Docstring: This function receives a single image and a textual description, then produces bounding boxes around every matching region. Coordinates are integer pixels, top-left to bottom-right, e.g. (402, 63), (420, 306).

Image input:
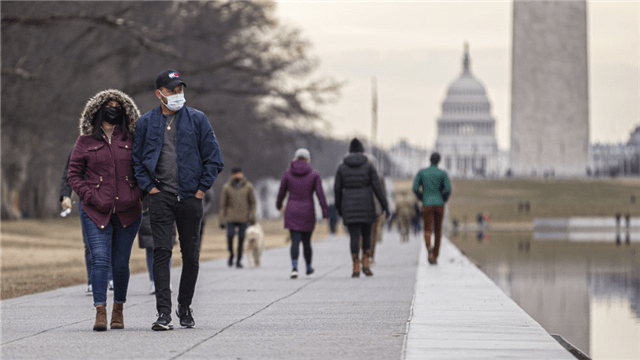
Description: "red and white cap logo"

(169, 72), (179, 79)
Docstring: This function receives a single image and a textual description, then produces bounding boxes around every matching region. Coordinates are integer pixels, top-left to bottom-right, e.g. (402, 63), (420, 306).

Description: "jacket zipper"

(103, 131), (116, 212)
(173, 113), (180, 202)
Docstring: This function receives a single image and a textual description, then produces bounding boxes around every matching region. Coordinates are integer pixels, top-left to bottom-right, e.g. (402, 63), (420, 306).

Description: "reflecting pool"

(449, 231), (640, 359)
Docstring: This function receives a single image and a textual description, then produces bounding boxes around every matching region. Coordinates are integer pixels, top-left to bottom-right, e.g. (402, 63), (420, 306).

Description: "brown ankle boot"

(93, 305), (107, 331)
(110, 303), (124, 329)
(428, 252), (435, 265)
(362, 250), (373, 276)
(351, 254), (360, 278)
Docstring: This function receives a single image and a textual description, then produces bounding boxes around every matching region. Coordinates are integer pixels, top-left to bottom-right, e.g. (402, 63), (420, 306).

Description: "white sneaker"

(86, 284), (92, 295)
(149, 281), (156, 295)
(108, 280), (114, 291)
(290, 269), (298, 279)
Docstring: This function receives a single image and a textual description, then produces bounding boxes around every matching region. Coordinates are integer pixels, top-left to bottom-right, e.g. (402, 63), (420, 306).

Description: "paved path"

(1, 230), (574, 359)
(404, 236), (575, 360)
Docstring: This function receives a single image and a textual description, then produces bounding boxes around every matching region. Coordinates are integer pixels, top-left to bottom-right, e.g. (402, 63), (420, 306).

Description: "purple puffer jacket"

(276, 160), (329, 232)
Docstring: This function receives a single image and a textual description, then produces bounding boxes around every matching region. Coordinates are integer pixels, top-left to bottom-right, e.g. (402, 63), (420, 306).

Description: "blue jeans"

(80, 207), (141, 306)
(146, 248), (154, 282)
(79, 203), (112, 285)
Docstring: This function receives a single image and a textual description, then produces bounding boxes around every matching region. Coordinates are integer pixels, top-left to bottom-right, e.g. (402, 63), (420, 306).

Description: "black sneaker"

(152, 313), (174, 331)
(306, 267), (314, 276)
(176, 305), (195, 328)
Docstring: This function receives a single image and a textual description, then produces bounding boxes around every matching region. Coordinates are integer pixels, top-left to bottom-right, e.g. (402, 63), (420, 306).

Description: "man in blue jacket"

(413, 152), (451, 265)
(133, 69), (224, 331)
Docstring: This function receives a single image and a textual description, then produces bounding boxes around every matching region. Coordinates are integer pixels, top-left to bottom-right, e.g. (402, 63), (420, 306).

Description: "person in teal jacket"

(412, 152), (451, 265)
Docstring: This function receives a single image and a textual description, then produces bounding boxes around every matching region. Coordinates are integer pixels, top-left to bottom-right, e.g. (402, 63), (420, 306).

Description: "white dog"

(244, 223), (265, 267)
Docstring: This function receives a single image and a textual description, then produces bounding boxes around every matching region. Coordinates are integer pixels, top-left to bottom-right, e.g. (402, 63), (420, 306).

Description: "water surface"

(449, 231), (640, 359)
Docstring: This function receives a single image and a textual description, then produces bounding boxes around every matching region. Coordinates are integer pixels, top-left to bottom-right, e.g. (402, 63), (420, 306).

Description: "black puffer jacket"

(334, 153), (388, 225)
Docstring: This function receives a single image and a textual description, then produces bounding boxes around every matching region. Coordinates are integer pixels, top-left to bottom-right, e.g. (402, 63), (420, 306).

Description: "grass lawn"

(394, 177), (640, 226)
(1, 216), (335, 300)
(3, 177), (640, 300)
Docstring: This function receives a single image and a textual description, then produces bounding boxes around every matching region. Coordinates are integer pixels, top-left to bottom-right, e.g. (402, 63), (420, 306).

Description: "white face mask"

(159, 91), (186, 111)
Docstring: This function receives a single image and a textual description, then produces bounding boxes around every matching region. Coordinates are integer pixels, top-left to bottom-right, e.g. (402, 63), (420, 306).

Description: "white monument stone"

(510, 0), (589, 177)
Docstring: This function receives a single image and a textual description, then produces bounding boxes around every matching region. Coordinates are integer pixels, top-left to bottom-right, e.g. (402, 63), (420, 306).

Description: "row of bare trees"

(2, 1), (352, 219)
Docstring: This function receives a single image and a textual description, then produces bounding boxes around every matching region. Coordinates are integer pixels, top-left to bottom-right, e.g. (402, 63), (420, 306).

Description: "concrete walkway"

(1, 230), (574, 359)
(403, 236), (575, 360)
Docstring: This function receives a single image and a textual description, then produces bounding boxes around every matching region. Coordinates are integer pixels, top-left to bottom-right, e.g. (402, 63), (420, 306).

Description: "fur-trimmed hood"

(79, 89), (140, 136)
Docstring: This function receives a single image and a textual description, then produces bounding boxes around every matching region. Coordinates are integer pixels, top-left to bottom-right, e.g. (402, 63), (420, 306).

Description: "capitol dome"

(441, 45), (492, 111)
(434, 43), (500, 177)
(448, 75), (486, 95)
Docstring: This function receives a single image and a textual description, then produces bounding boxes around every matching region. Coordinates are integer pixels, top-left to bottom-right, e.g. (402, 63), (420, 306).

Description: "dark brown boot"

(351, 254), (360, 278)
(93, 305), (107, 331)
(362, 250), (373, 276)
(110, 303), (124, 329)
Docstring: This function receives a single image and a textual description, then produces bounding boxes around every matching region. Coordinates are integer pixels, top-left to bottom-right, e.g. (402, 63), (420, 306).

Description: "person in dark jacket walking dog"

(133, 69), (224, 331)
(219, 167), (257, 269)
(334, 138), (389, 278)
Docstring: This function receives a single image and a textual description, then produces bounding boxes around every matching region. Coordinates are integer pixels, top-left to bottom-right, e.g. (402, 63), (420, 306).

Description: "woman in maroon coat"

(67, 89), (142, 331)
(276, 148), (329, 278)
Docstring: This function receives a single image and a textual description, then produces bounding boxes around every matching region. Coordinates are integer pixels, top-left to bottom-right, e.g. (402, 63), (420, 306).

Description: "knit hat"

(231, 167), (242, 174)
(293, 148), (311, 161)
(349, 138), (364, 153)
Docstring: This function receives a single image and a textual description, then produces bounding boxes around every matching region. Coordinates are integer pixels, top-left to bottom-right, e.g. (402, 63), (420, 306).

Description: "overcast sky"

(275, 1), (639, 150)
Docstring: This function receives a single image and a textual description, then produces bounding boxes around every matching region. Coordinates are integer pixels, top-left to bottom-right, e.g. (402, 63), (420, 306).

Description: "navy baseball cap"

(156, 69), (187, 90)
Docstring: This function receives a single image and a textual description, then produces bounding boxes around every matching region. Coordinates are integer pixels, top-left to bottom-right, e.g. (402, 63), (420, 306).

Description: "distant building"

(510, 0), (589, 177)
(387, 140), (429, 178)
(433, 44), (507, 178)
(589, 125), (640, 176)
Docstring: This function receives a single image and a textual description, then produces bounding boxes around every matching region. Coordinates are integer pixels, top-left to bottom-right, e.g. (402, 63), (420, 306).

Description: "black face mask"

(103, 107), (122, 125)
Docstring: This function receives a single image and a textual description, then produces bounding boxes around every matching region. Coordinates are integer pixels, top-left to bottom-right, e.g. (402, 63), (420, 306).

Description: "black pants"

(149, 191), (203, 315)
(226, 222), (247, 262)
(290, 230), (312, 264)
(347, 223), (373, 255)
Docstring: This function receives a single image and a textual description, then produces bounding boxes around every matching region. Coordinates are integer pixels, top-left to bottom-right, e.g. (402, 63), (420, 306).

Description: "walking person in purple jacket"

(276, 148), (329, 278)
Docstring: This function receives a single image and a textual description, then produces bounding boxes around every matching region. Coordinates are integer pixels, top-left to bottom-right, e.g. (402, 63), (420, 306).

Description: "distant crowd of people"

(60, 68), (452, 332)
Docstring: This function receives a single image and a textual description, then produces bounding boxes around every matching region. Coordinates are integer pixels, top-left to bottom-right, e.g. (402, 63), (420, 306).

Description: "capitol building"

(388, 43), (636, 179)
(388, 45), (508, 178)
(433, 44), (508, 177)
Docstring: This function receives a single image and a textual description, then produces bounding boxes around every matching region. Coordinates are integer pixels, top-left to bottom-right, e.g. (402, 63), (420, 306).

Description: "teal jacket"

(412, 165), (451, 206)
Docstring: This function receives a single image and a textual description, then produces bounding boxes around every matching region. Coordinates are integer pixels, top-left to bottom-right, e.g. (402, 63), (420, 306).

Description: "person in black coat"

(334, 138), (389, 278)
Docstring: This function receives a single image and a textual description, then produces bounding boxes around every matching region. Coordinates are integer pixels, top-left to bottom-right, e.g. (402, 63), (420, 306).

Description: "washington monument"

(510, 0), (589, 177)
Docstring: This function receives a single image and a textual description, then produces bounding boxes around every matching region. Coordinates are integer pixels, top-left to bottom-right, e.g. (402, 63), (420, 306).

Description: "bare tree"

(1, 1), (342, 218)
